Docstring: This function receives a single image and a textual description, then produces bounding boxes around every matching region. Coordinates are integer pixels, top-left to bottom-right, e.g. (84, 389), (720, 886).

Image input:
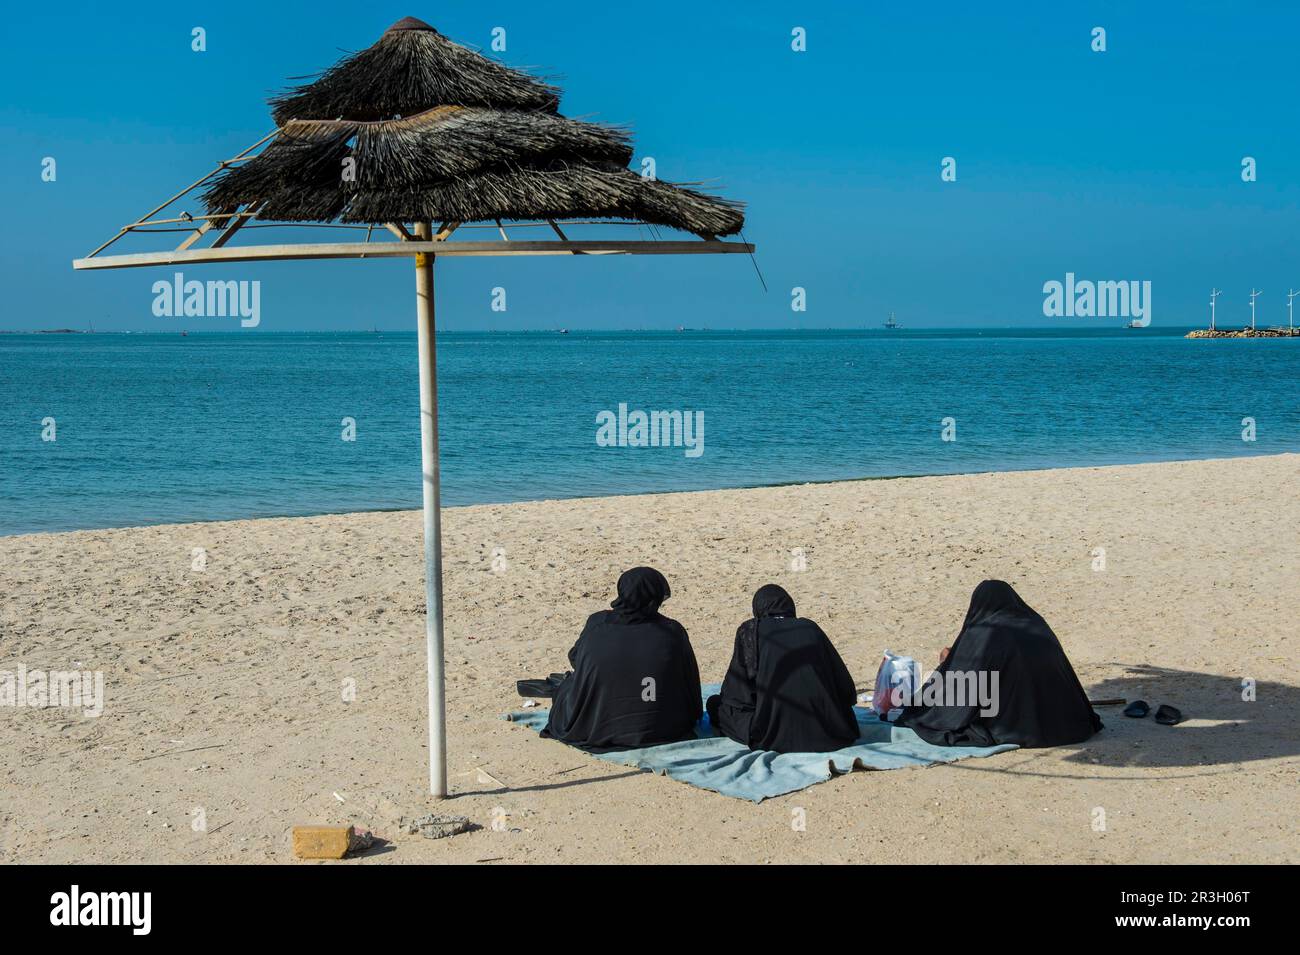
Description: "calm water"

(2, 328), (1297, 535)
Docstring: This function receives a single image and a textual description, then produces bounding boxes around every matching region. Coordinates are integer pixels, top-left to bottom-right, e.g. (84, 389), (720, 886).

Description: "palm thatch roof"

(271, 16), (561, 122)
(203, 17), (744, 237)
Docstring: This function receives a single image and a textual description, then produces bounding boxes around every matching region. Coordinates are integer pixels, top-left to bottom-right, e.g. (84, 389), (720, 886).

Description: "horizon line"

(1, 324), (1220, 335)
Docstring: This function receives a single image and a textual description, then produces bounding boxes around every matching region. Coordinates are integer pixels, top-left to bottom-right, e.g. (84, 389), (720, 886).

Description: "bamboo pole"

(414, 221), (448, 798)
(83, 129), (280, 258)
(176, 216), (222, 251)
(209, 202), (262, 249)
(73, 239), (754, 270)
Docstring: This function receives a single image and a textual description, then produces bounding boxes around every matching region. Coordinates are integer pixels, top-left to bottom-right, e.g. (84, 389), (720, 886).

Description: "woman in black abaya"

(707, 584), (859, 753)
(895, 580), (1102, 747)
(542, 567), (702, 750)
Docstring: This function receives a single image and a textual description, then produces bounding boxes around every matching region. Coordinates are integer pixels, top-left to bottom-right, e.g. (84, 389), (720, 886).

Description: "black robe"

(542, 567), (702, 750)
(897, 580), (1102, 748)
(713, 585), (859, 753)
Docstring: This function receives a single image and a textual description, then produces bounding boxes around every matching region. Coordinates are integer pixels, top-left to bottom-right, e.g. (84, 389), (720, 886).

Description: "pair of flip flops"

(1123, 700), (1183, 725)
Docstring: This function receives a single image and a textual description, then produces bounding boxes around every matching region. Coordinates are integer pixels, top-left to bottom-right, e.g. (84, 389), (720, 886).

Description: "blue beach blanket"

(506, 684), (1017, 802)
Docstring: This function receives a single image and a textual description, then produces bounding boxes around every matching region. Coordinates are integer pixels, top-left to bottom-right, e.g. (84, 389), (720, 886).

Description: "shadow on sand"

(945, 664), (1297, 781)
(454, 768), (647, 797)
(1067, 664), (1298, 771)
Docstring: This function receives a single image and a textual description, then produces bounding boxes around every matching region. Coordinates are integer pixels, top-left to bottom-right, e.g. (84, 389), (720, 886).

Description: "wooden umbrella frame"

(72, 131), (754, 798)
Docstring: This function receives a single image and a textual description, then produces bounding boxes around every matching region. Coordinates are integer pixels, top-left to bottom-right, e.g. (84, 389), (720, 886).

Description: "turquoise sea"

(1, 328), (1296, 536)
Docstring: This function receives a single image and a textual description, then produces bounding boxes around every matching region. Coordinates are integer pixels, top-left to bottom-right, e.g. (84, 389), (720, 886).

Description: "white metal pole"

(414, 221), (447, 798)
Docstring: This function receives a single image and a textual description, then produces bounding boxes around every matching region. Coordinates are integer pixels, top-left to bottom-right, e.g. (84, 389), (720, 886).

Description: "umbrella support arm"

(414, 223), (448, 798)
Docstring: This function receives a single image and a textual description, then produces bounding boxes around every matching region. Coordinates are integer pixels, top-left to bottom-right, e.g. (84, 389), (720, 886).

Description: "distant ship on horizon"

(884, 312), (901, 329)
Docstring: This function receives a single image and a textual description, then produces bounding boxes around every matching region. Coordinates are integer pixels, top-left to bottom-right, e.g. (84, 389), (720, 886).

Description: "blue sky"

(3, 1), (1300, 330)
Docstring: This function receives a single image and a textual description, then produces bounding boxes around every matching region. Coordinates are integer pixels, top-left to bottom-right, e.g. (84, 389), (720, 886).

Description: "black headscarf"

(897, 580), (1102, 748)
(608, 566), (671, 623)
(737, 583), (797, 675)
(961, 578), (1032, 629)
(713, 584), (859, 753)
(542, 566), (701, 750)
(752, 583), (796, 618)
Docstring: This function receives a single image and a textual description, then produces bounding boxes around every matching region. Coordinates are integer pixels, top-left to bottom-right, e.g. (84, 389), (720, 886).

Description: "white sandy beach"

(1, 454), (1297, 864)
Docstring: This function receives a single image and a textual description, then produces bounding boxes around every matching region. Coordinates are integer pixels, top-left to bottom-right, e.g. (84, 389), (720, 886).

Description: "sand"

(1, 454), (1297, 864)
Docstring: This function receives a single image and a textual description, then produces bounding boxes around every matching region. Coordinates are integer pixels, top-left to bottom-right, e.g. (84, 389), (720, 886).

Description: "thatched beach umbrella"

(73, 16), (751, 797)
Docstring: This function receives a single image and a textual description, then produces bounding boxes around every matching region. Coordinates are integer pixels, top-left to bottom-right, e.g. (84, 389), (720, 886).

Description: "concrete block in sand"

(292, 825), (354, 860)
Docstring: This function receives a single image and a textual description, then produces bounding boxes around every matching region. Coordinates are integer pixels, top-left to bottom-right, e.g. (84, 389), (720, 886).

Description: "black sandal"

(516, 672), (570, 698)
(1123, 700), (1150, 718)
(1154, 704), (1183, 725)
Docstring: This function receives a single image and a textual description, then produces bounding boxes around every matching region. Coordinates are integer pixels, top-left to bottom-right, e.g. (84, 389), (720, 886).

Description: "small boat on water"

(883, 312), (901, 329)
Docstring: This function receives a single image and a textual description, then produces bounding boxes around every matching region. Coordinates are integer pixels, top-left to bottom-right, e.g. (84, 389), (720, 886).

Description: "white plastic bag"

(872, 650), (918, 722)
